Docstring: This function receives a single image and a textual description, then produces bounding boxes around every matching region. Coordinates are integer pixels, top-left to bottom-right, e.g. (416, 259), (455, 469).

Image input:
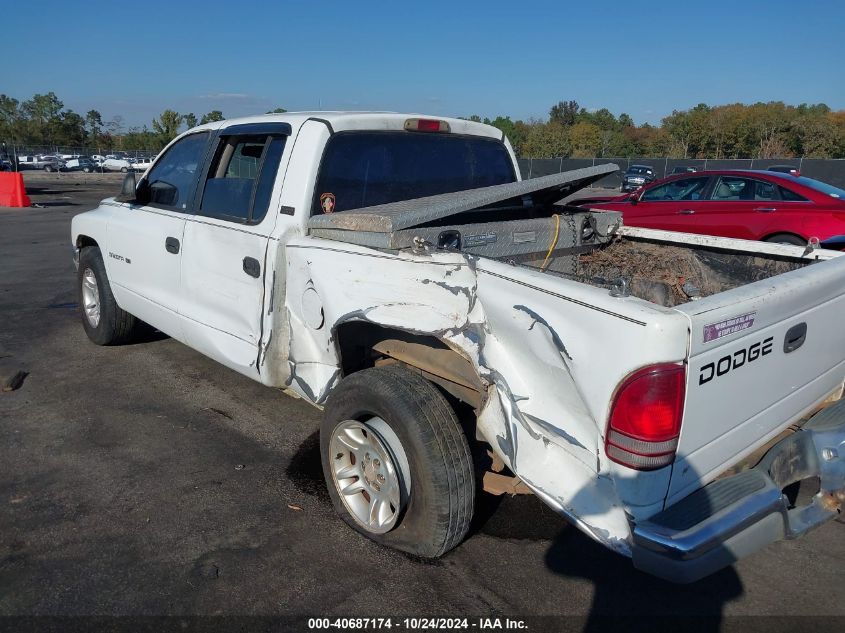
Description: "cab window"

(145, 132), (209, 210)
(312, 132), (515, 214)
(199, 134), (286, 224)
(641, 177), (709, 202)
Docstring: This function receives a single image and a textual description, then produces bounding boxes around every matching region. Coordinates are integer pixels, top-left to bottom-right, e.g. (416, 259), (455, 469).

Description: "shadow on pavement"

(125, 325), (170, 346)
(544, 528), (742, 630)
(284, 424), (744, 630)
(540, 473), (744, 631)
(285, 430), (330, 502)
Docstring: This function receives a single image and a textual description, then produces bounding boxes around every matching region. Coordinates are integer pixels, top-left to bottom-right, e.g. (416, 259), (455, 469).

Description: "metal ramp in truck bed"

(307, 163), (619, 250)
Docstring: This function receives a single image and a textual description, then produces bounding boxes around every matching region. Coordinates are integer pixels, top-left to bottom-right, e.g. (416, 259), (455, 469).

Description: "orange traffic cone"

(0, 172), (32, 207)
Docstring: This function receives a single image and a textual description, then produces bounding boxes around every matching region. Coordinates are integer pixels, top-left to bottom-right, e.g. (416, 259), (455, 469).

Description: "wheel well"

(334, 323), (516, 499)
(76, 235), (99, 249)
(334, 322), (485, 409)
(762, 231), (805, 243)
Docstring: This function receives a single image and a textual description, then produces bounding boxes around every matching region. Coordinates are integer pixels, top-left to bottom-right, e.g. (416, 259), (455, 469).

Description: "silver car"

(18, 155), (66, 172)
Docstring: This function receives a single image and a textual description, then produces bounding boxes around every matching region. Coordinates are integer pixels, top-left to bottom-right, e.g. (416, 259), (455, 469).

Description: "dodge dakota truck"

(71, 112), (845, 582)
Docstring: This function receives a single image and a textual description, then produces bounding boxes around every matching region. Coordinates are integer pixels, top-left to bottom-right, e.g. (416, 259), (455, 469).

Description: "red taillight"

(404, 118), (450, 133)
(605, 363), (686, 471)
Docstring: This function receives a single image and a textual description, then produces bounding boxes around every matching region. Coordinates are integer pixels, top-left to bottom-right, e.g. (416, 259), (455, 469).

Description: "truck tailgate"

(669, 254), (845, 504)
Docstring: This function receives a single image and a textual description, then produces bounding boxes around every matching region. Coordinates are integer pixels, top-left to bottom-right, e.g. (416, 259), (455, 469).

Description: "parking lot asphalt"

(1, 175), (844, 627)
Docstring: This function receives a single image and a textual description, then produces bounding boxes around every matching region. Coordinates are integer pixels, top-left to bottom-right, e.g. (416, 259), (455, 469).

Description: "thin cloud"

(198, 93), (252, 100)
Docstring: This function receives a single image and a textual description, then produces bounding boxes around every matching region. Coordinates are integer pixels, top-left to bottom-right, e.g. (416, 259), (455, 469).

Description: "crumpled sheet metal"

(279, 236), (687, 551)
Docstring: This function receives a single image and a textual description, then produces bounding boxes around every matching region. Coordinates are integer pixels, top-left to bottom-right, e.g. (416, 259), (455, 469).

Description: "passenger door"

(626, 176), (712, 232)
(106, 131), (211, 339)
(179, 124), (290, 378)
(697, 175), (782, 240)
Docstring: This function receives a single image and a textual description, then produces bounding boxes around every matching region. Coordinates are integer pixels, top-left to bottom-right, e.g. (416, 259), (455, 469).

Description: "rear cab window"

(312, 132), (516, 214)
(199, 133), (287, 224)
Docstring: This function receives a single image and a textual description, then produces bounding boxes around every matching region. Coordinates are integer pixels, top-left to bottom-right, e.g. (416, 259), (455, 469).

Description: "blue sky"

(4, 0), (844, 129)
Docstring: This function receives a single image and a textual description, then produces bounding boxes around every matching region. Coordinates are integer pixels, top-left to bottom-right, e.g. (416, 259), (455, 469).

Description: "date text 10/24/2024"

(308, 618), (528, 630)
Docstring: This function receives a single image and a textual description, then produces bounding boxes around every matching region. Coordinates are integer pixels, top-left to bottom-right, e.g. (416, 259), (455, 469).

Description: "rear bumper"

(632, 397), (845, 583)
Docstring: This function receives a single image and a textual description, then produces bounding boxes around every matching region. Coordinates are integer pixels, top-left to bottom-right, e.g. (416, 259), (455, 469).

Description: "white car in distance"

(102, 158), (134, 173)
(130, 157), (153, 173)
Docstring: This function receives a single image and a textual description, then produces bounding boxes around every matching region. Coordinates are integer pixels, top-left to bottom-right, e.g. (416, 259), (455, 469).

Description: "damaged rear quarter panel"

(283, 237), (691, 551)
(473, 259), (691, 544)
(283, 238), (476, 404)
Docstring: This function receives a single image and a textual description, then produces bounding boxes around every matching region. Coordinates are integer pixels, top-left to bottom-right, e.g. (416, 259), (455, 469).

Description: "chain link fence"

(1, 143), (159, 172)
(1, 144), (157, 163)
(10, 146), (156, 158)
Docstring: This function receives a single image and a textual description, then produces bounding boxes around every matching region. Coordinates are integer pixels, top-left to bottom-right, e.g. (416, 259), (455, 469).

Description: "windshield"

(313, 132), (516, 214)
(794, 176), (845, 199)
(627, 166), (652, 175)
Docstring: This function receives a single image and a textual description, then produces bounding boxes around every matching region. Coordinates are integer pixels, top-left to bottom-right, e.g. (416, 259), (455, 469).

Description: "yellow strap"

(540, 214), (560, 271)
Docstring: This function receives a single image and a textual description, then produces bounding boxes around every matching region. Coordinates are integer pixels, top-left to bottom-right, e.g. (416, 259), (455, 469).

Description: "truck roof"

(191, 111), (506, 140)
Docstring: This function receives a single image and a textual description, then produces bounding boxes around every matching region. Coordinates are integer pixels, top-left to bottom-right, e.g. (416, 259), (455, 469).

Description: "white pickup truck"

(71, 112), (845, 583)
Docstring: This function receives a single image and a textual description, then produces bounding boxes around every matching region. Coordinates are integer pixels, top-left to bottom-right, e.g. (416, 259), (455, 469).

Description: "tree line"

(0, 92), (287, 153)
(470, 100), (845, 159)
(1, 91), (843, 159)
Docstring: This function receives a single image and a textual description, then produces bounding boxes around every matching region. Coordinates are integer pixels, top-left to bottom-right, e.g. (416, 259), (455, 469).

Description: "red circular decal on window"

(320, 193), (336, 214)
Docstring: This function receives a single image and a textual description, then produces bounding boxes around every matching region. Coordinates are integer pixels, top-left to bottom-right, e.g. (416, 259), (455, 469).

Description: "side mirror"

(135, 179), (151, 205)
(115, 171), (137, 203)
(629, 191), (640, 205)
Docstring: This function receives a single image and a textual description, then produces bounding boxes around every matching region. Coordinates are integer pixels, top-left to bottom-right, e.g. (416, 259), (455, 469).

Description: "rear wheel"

(764, 233), (805, 246)
(78, 246), (142, 345)
(321, 365), (475, 558)
(120, 167), (128, 173)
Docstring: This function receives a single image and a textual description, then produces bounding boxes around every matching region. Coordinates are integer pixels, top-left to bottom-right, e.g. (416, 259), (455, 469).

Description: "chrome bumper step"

(632, 397), (845, 583)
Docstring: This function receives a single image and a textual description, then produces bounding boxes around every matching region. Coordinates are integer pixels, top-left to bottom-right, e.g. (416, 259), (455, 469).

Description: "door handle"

(165, 237), (180, 254)
(784, 322), (807, 353)
(755, 207), (777, 212)
(243, 256), (261, 278)
(678, 209), (696, 215)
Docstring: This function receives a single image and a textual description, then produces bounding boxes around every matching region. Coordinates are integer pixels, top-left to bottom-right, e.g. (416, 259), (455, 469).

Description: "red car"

(577, 170), (845, 245)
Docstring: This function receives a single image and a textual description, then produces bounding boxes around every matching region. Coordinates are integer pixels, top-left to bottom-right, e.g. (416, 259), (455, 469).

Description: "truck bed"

(313, 205), (824, 309)
(537, 232), (811, 307)
(307, 166), (833, 309)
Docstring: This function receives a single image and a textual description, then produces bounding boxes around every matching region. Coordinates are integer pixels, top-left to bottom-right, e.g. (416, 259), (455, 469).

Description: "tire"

(120, 167), (128, 173)
(77, 246), (141, 345)
(44, 165), (53, 172)
(764, 233), (805, 246)
(83, 167), (92, 173)
(321, 364), (474, 558)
